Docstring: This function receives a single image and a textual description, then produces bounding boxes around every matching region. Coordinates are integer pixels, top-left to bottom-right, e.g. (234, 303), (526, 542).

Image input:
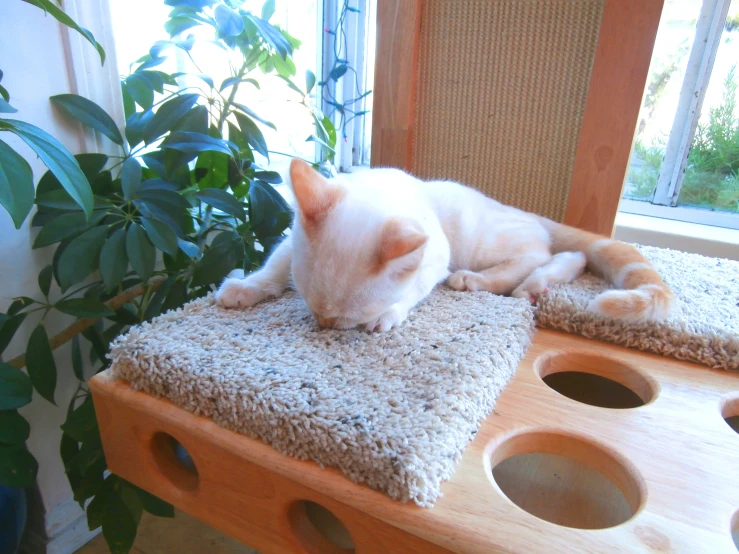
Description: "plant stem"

(8, 277), (165, 370)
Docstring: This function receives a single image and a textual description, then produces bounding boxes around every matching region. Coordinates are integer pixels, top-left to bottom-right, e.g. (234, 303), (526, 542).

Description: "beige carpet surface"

(110, 289), (535, 506)
(537, 245), (739, 371)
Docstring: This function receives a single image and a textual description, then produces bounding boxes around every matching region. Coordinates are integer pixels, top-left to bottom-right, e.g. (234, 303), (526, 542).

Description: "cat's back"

(340, 167), (426, 210)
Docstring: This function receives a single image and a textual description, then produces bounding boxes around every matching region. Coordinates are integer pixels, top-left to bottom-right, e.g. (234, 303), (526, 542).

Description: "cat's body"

(216, 160), (673, 331)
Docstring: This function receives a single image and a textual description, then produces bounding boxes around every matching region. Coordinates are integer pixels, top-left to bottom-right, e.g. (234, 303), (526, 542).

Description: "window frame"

(624, 0), (734, 211)
(321, 0), (373, 172)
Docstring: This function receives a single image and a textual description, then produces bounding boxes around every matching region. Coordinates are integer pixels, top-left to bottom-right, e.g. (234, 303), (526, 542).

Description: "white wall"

(0, 2), (122, 551)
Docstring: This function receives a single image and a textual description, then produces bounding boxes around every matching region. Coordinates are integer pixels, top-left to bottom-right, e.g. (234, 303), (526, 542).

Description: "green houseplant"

(0, 0), (339, 552)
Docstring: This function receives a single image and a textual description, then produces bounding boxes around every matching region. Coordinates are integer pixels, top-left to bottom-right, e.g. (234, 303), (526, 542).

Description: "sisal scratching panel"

(109, 289), (535, 506)
(537, 245), (739, 370)
(412, 0), (604, 221)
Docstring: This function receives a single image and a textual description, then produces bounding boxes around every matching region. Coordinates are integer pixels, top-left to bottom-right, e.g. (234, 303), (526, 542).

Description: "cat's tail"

(538, 217), (673, 323)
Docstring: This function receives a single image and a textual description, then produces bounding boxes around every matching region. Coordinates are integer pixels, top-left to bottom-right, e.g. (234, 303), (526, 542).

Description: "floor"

(75, 510), (258, 554)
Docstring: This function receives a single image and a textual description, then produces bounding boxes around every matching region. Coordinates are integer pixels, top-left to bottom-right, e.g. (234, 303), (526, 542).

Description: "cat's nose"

(317, 316), (338, 328)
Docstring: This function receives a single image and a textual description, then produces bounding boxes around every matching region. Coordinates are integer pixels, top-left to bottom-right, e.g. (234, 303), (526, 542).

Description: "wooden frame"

(91, 330), (739, 553)
(370, 0), (664, 236)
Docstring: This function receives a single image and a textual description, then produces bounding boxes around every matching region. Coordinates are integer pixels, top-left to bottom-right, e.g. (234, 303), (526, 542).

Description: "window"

(108, 0), (375, 175)
(320, 0), (376, 171)
(622, 0), (739, 229)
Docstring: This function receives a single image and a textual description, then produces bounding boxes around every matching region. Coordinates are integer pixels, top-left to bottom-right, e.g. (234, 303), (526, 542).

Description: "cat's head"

(288, 159), (428, 329)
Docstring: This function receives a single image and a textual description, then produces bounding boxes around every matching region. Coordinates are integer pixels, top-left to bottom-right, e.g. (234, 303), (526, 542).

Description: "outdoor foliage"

(627, 66), (739, 211)
(0, 0), (340, 552)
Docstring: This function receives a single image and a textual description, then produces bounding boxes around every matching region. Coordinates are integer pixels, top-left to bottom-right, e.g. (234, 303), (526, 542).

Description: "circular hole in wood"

(150, 433), (199, 492)
(488, 431), (646, 529)
(288, 500), (355, 553)
(537, 352), (657, 408)
(722, 398), (739, 435)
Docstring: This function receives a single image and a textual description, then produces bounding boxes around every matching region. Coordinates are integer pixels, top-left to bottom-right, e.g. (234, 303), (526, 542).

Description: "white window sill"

(614, 212), (739, 261)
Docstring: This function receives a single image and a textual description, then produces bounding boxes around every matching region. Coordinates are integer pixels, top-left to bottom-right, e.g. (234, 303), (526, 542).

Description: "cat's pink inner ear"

(375, 217), (428, 272)
(290, 159), (344, 231)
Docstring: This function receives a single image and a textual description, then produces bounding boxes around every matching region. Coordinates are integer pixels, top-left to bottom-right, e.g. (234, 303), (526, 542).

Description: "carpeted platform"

(109, 289), (535, 506)
(537, 245), (739, 371)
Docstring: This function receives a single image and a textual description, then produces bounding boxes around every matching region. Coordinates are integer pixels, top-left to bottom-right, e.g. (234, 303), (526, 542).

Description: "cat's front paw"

(365, 305), (408, 332)
(447, 270), (485, 292)
(215, 278), (272, 309)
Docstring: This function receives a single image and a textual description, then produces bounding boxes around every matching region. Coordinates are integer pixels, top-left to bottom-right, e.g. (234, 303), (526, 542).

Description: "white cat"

(216, 160), (672, 331)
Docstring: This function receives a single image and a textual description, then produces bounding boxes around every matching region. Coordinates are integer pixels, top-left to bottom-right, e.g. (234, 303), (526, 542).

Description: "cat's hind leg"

(447, 247), (551, 296)
(216, 236), (293, 308)
(511, 251), (586, 304)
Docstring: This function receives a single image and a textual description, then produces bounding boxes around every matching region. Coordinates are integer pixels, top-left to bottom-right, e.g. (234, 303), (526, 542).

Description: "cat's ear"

(375, 217), (428, 277)
(290, 159), (344, 232)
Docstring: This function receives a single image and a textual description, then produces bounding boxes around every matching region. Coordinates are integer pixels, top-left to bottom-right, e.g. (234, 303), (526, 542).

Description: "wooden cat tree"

(90, 0), (739, 552)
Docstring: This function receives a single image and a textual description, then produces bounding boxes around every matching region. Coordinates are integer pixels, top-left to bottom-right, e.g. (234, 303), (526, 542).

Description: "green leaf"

(227, 121), (251, 156)
(149, 40), (174, 58)
(102, 481), (140, 554)
(57, 226), (109, 290)
(143, 275), (175, 320)
(272, 54), (296, 78)
(1, 119), (93, 218)
(99, 228), (129, 291)
(0, 444), (38, 487)
(51, 94), (123, 145)
(71, 335), (84, 381)
(214, 4), (243, 36)
(8, 298), (35, 316)
(61, 395), (99, 442)
(0, 411), (31, 445)
(245, 14), (293, 59)
(261, 0), (276, 21)
(305, 69), (316, 94)
(137, 71), (165, 94)
(165, 15), (201, 37)
(26, 324), (57, 405)
(233, 103), (276, 130)
(136, 486), (175, 517)
(195, 150), (229, 189)
(82, 323), (108, 367)
(121, 83), (135, 120)
(33, 211), (106, 249)
(143, 93), (199, 145)
(0, 98), (17, 113)
(196, 189), (246, 221)
(55, 298), (114, 318)
(163, 279), (188, 312)
(0, 362), (33, 410)
(0, 85), (9, 103)
(165, 0), (217, 8)
(0, 138), (35, 229)
(65, 437), (105, 476)
(125, 110), (155, 148)
(135, 191), (190, 236)
(177, 239), (199, 258)
(141, 217), (178, 256)
(126, 223), (155, 281)
(192, 231), (244, 287)
(38, 264), (53, 298)
(23, 0), (105, 64)
(220, 77), (259, 93)
(121, 158), (143, 200)
(161, 131), (234, 156)
(172, 104), (208, 135)
(234, 113), (269, 159)
(254, 170), (282, 184)
(0, 314), (27, 357)
(125, 74), (154, 110)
